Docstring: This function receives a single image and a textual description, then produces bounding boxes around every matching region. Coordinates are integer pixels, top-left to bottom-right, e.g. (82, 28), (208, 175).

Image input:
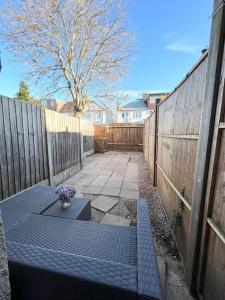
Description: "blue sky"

(0, 0), (212, 102)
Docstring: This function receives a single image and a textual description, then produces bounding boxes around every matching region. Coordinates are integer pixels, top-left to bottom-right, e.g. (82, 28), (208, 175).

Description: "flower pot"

(61, 199), (71, 209)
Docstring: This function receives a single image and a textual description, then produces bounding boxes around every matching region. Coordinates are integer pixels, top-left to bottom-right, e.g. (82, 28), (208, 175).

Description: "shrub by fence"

(0, 96), (94, 200)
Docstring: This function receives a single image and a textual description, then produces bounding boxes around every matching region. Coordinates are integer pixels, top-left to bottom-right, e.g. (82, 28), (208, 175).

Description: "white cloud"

(164, 33), (204, 55)
(165, 41), (202, 54)
(115, 90), (143, 99)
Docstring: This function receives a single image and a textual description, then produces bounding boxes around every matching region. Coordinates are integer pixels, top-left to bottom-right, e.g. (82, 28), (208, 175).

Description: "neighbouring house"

(82, 101), (108, 124)
(116, 92), (170, 124)
(43, 98), (110, 124)
(43, 99), (65, 112)
(143, 92), (170, 110)
(116, 99), (150, 124)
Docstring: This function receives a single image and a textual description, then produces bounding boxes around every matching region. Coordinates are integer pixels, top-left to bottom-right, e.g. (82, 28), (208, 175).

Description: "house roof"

(120, 100), (148, 111)
(58, 100), (106, 114)
(58, 102), (74, 113)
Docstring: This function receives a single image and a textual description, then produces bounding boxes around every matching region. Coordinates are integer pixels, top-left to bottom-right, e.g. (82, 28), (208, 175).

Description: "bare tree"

(0, 0), (135, 116)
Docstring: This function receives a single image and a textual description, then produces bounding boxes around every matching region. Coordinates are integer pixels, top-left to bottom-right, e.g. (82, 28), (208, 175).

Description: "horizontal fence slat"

(207, 218), (225, 245)
(156, 161), (191, 211)
(158, 134), (199, 140)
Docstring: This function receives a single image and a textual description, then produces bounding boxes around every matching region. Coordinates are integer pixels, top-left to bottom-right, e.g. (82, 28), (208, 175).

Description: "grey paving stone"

(100, 213), (131, 226)
(91, 208), (104, 223)
(109, 200), (129, 218)
(120, 189), (139, 199)
(122, 181), (139, 191)
(82, 186), (102, 194)
(91, 196), (119, 212)
(75, 175), (96, 186)
(105, 180), (123, 188)
(101, 187), (121, 197)
(90, 175), (110, 187)
(123, 176), (139, 183)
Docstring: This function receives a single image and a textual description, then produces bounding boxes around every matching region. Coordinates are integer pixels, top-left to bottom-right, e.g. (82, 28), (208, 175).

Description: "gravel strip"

(130, 153), (179, 259)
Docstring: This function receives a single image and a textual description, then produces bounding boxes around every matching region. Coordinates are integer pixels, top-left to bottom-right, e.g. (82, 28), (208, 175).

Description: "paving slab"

(101, 187), (120, 197)
(82, 186), (102, 195)
(100, 213), (131, 226)
(91, 208), (104, 223)
(120, 189), (139, 199)
(122, 181), (139, 191)
(90, 175), (110, 187)
(75, 175), (96, 186)
(106, 180), (123, 188)
(109, 200), (130, 218)
(123, 176), (139, 183)
(91, 196), (119, 212)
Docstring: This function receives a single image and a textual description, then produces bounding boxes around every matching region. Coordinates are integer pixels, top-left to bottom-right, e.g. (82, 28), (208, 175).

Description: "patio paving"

(91, 196), (119, 213)
(62, 152), (141, 227)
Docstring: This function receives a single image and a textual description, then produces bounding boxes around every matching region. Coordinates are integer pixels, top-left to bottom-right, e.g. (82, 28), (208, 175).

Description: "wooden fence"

(94, 124), (143, 152)
(0, 96), (95, 200)
(0, 96), (49, 200)
(144, 53), (208, 260)
(45, 109), (81, 185)
(143, 5), (225, 297)
(81, 122), (94, 156)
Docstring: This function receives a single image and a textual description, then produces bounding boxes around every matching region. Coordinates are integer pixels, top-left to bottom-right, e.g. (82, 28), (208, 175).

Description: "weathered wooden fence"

(81, 122), (95, 156)
(144, 52), (208, 260)
(45, 109), (81, 185)
(144, 3), (225, 296)
(143, 112), (156, 184)
(0, 96), (95, 200)
(94, 123), (143, 152)
(0, 96), (49, 200)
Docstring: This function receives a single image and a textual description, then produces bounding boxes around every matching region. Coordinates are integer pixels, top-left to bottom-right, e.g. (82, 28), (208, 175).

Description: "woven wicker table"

(42, 197), (91, 220)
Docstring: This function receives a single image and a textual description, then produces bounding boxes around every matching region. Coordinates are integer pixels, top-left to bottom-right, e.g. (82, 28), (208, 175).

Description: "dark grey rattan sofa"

(0, 186), (162, 300)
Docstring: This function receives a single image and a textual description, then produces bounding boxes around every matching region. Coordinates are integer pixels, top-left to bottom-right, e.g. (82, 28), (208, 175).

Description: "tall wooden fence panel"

(94, 124), (143, 152)
(0, 97), (95, 200)
(143, 53), (208, 260)
(195, 38), (225, 300)
(144, 113), (155, 181)
(82, 122), (94, 156)
(0, 96), (49, 201)
(45, 109), (81, 185)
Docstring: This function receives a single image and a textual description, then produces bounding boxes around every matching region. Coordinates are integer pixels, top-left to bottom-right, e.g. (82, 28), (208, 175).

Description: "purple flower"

(56, 186), (76, 202)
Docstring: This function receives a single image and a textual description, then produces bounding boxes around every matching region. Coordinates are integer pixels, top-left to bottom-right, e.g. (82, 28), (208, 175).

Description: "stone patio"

(62, 152), (140, 226)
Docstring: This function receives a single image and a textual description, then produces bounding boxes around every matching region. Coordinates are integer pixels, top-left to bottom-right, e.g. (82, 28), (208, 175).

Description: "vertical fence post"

(45, 109), (54, 186)
(186, 0), (225, 293)
(79, 117), (83, 169)
(153, 99), (160, 187)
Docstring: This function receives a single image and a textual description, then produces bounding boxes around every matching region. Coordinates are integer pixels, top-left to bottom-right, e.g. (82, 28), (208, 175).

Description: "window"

(133, 111), (142, 119)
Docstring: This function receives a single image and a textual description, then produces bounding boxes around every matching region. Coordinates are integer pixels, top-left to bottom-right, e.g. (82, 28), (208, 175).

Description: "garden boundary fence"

(144, 2), (225, 297)
(0, 96), (94, 199)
